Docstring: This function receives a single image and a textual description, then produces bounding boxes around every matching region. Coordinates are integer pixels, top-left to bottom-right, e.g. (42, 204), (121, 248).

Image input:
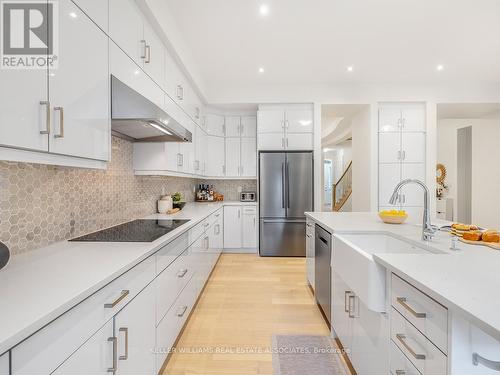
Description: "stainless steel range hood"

(111, 75), (192, 142)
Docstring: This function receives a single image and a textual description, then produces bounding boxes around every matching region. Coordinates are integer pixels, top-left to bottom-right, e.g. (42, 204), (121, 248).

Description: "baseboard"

(222, 248), (258, 254)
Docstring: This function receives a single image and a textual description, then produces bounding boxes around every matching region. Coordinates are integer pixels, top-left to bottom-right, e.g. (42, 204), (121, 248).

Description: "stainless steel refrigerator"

(259, 152), (314, 257)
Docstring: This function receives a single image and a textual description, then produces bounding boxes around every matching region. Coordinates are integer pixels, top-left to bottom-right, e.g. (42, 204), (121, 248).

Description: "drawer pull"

(395, 334), (426, 360)
(177, 269), (188, 278)
(107, 336), (117, 373)
(395, 371), (406, 375)
(473, 353), (500, 371)
(176, 305), (188, 317)
(119, 327), (129, 360)
(397, 297), (427, 318)
(104, 290), (130, 308)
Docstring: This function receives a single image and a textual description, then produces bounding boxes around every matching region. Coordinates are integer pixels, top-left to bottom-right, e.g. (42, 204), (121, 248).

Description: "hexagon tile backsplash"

(0, 136), (252, 256)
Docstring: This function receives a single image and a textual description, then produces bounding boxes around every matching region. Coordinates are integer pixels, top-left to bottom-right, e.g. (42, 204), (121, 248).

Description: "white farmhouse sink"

(332, 232), (445, 313)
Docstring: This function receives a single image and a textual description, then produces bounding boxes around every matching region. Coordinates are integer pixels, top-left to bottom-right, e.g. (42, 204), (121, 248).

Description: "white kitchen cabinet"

(379, 164), (401, 207)
(206, 114), (225, 137)
(194, 126), (207, 175)
(133, 143), (180, 173)
(240, 138), (257, 177)
(142, 22), (165, 86)
(306, 219), (315, 290)
(109, 0), (144, 65)
(114, 284), (156, 375)
(331, 268), (353, 360)
(206, 136), (225, 177)
(225, 137), (241, 177)
(401, 163), (426, 206)
(401, 133), (426, 163)
(224, 206), (242, 249)
(257, 110), (285, 133)
(401, 105), (426, 132)
(49, 0), (110, 161)
(0, 353), (8, 375)
(379, 104), (426, 133)
(51, 321), (114, 375)
(72, 0), (108, 32)
(285, 133), (314, 150)
(379, 133), (401, 163)
(225, 116), (241, 137)
(257, 133), (285, 150)
(164, 49), (183, 101)
(179, 141), (195, 174)
(286, 109), (314, 133)
(242, 206), (257, 248)
(241, 116), (257, 137)
(210, 217), (224, 250)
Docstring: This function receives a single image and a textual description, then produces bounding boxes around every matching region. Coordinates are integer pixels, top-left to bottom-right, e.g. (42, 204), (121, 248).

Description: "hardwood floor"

(162, 254), (331, 375)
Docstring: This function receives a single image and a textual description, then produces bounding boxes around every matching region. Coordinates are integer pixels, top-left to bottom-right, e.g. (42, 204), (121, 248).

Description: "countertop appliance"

(259, 152), (313, 256)
(111, 76), (192, 143)
(70, 219), (190, 242)
(315, 224), (332, 327)
(240, 192), (256, 202)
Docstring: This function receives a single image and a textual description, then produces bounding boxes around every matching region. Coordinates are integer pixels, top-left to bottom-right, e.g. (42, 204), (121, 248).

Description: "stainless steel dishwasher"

(315, 224), (331, 327)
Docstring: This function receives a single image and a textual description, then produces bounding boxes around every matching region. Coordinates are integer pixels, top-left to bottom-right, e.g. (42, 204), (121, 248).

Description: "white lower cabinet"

(306, 219), (315, 290)
(51, 321), (114, 375)
(331, 268), (353, 360)
(223, 206), (242, 249)
(0, 353), (8, 375)
(390, 341), (421, 375)
(242, 206), (257, 248)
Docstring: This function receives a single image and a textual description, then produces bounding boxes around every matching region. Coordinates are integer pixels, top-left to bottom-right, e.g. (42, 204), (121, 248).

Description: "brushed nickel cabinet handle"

(54, 107), (64, 138)
(473, 353), (500, 370)
(395, 370), (406, 375)
(176, 305), (188, 317)
(348, 295), (357, 318)
(108, 336), (117, 373)
(119, 327), (128, 360)
(145, 45), (151, 64)
(395, 334), (426, 360)
(104, 290), (130, 308)
(140, 40), (147, 59)
(396, 297), (427, 318)
(344, 291), (352, 313)
(177, 269), (188, 278)
(39, 101), (50, 134)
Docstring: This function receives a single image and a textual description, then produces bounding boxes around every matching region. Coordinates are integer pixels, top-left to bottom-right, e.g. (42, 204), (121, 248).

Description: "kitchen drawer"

(156, 232), (190, 274)
(0, 353), (8, 375)
(391, 274), (448, 353)
(12, 257), (155, 375)
(155, 248), (196, 325)
(391, 307), (447, 375)
(189, 219), (207, 245)
(206, 209), (223, 229)
(390, 341), (421, 375)
(242, 206), (257, 214)
(155, 278), (199, 372)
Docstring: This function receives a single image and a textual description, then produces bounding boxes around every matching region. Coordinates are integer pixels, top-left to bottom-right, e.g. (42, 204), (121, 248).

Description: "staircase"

(332, 161), (352, 212)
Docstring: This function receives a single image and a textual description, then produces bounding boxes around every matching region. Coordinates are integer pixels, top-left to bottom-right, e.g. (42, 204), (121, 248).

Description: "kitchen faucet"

(389, 179), (437, 241)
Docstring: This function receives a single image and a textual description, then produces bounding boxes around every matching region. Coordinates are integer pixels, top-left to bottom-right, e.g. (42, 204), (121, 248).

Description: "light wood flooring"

(162, 254), (333, 375)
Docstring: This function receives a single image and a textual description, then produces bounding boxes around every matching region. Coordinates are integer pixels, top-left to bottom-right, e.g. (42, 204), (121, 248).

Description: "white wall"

(437, 118), (500, 228)
(351, 106), (372, 211)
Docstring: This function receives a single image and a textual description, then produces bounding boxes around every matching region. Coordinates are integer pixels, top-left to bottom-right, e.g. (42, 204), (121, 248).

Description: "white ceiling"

(437, 103), (500, 119)
(165, 0), (500, 97)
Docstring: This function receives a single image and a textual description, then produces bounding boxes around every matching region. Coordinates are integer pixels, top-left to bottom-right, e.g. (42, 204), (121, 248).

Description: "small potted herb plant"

(172, 192), (186, 209)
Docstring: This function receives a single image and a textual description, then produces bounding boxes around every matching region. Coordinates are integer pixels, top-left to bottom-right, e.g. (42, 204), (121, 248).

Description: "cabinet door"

(379, 107), (402, 132)
(401, 105), (426, 132)
(114, 285), (156, 375)
(205, 114), (225, 137)
(306, 220), (315, 290)
(331, 268), (353, 360)
(285, 133), (314, 150)
(109, 0), (144, 64)
(51, 321), (113, 375)
(0, 353), (8, 375)
(225, 137), (241, 177)
(142, 23), (165, 87)
(240, 138), (257, 177)
(401, 163), (426, 206)
(225, 116), (241, 137)
(351, 297), (389, 375)
(257, 110), (285, 133)
(286, 109), (314, 133)
(242, 207), (257, 248)
(211, 219), (224, 251)
(164, 49), (182, 101)
(223, 206), (242, 248)
(179, 141), (194, 174)
(379, 133), (401, 163)
(241, 116), (257, 137)
(133, 143), (179, 172)
(401, 133), (425, 163)
(49, 0), (110, 161)
(379, 163), (401, 208)
(206, 136), (225, 176)
(72, 0), (108, 32)
(257, 133), (285, 151)
(194, 126), (207, 175)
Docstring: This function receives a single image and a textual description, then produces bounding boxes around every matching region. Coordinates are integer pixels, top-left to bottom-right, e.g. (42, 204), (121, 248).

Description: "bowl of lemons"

(378, 209), (408, 224)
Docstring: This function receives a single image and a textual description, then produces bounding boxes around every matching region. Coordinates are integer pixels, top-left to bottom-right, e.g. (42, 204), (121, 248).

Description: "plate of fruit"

(378, 209), (408, 224)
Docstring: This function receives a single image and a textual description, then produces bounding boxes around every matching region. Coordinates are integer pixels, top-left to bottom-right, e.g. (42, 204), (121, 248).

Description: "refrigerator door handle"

(286, 161), (290, 208)
(281, 162), (286, 209)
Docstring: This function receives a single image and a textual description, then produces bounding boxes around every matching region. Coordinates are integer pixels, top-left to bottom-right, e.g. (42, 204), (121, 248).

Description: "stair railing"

(332, 161), (352, 211)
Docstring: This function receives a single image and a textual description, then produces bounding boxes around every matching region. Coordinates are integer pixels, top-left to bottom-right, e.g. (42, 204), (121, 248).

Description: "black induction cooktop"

(70, 219), (190, 242)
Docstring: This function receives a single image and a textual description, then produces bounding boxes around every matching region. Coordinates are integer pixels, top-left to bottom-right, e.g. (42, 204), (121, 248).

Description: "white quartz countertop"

(306, 211), (500, 341)
(0, 201), (254, 355)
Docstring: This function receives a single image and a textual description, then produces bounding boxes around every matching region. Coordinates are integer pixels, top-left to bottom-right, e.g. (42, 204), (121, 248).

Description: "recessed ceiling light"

(258, 67), (265, 74)
(259, 4), (269, 16)
(347, 66), (354, 72)
(437, 64), (444, 71)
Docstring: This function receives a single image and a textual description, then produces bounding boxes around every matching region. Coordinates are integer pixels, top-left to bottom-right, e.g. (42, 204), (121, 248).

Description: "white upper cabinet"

(379, 133), (401, 163)
(194, 126), (207, 175)
(379, 107), (402, 133)
(286, 109), (314, 133)
(72, 0), (109, 32)
(257, 110), (285, 133)
(241, 116), (257, 137)
(401, 106), (426, 132)
(142, 22), (165, 86)
(109, 0), (144, 65)
(49, 0), (109, 161)
(225, 138), (240, 177)
(241, 138), (257, 177)
(179, 141), (195, 174)
(206, 136), (225, 177)
(257, 133), (285, 150)
(285, 133), (314, 151)
(225, 116), (241, 137)
(133, 143), (179, 172)
(401, 133), (425, 163)
(0, 353), (8, 375)
(206, 114), (225, 137)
